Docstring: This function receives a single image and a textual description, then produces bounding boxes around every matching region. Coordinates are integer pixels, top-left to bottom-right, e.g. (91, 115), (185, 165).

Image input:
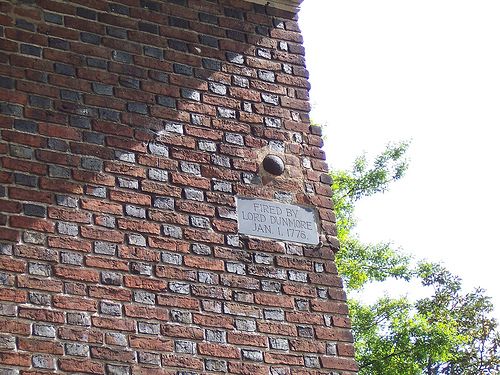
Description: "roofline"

(245, 0), (303, 13)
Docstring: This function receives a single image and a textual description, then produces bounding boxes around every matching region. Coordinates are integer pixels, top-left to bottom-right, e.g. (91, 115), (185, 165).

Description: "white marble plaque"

(236, 197), (320, 245)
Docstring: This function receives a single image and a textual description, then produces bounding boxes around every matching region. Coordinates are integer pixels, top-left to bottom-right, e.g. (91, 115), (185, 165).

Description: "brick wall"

(0, 0), (357, 374)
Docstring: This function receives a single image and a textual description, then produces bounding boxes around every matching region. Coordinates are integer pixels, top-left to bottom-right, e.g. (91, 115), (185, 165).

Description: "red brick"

(315, 327), (354, 342)
(184, 255), (224, 271)
(53, 295), (97, 312)
(124, 275), (167, 291)
(198, 342), (240, 359)
(129, 335), (173, 351)
(117, 218), (160, 235)
(47, 236), (92, 252)
(161, 324), (203, 340)
(92, 316), (135, 332)
(58, 327), (103, 344)
(311, 300), (349, 314)
(0, 288), (26, 303)
(18, 307), (64, 323)
(18, 338), (64, 355)
(289, 339), (325, 354)
(264, 352), (304, 366)
(81, 199), (123, 215)
(0, 257), (25, 273)
(48, 207), (91, 223)
(90, 346), (135, 363)
(0, 318), (30, 335)
(0, 352), (31, 367)
(2, 129), (46, 148)
(171, 172), (210, 190)
(124, 305), (169, 321)
(161, 354), (203, 370)
(320, 356), (359, 372)
(40, 177), (83, 194)
(0, 227), (20, 242)
(119, 246), (160, 262)
(58, 359), (104, 374)
(228, 362), (269, 375)
(227, 332), (267, 347)
(88, 285), (132, 302)
(109, 190), (151, 206)
(254, 292), (294, 309)
(183, 228), (224, 244)
(192, 313), (234, 330)
(53, 265), (100, 283)
(157, 295), (199, 310)
(10, 216), (54, 233)
(257, 322), (297, 336)
(81, 226), (123, 243)
(86, 255), (129, 271)
(2, 157), (47, 175)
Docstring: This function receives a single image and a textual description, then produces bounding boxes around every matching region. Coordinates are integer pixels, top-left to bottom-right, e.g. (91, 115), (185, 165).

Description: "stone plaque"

(236, 197), (320, 245)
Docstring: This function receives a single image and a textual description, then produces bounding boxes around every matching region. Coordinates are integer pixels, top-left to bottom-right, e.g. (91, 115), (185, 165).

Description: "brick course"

(0, 0), (357, 374)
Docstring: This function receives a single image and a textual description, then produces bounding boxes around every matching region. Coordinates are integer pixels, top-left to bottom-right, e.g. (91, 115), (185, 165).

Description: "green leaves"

(332, 141), (500, 374)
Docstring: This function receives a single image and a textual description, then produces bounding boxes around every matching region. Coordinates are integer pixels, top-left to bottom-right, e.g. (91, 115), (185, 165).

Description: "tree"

(331, 142), (500, 374)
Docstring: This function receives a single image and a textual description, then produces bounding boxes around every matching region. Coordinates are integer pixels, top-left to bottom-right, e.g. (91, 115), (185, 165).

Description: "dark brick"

(0, 76), (14, 89)
(109, 3), (129, 15)
(202, 59), (221, 71)
(20, 44), (42, 57)
(54, 63), (76, 76)
(15, 173), (38, 187)
(112, 51), (133, 64)
(140, 0), (161, 11)
(44, 12), (63, 24)
(138, 22), (159, 34)
(16, 19), (35, 31)
(181, 88), (200, 101)
(173, 64), (193, 76)
(92, 83), (113, 96)
(76, 7), (97, 20)
(49, 38), (69, 50)
(320, 173), (333, 185)
(60, 90), (82, 102)
(98, 109), (120, 121)
(226, 30), (245, 42)
(169, 17), (189, 29)
(150, 71), (168, 82)
(119, 77), (140, 89)
(49, 165), (71, 178)
(81, 32), (101, 45)
(23, 204), (46, 218)
(199, 13), (218, 25)
(168, 39), (188, 52)
(254, 3), (267, 13)
(83, 132), (105, 145)
(69, 115), (91, 129)
(226, 52), (244, 64)
(29, 95), (52, 109)
(14, 119), (37, 133)
(167, 0), (186, 5)
(256, 26), (269, 36)
(48, 139), (68, 152)
(106, 27), (127, 39)
(144, 46), (163, 60)
(81, 158), (103, 171)
(224, 8), (244, 20)
(199, 35), (218, 48)
(87, 58), (107, 69)
(127, 102), (148, 114)
(0, 103), (23, 116)
(157, 96), (176, 108)
(310, 125), (323, 136)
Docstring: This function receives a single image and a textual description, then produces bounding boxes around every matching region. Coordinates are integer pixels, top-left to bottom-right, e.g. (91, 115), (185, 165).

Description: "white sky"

(298, 0), (500, 320)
